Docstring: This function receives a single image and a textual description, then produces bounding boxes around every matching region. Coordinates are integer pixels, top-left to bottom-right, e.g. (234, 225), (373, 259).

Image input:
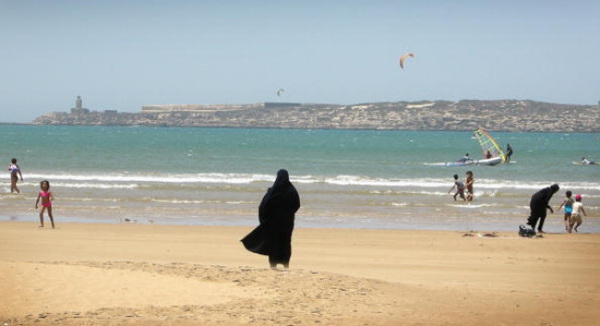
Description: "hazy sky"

(1, 1), (599, 123)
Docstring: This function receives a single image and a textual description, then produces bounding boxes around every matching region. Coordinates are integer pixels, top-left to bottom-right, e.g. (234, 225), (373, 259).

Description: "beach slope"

(1, 222), (599, 325)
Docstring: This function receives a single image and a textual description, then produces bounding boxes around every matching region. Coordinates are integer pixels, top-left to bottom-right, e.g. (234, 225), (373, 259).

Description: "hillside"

(32, 100), (600, 132)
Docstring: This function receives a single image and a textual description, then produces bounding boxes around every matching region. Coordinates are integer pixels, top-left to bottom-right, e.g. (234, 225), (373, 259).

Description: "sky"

(1, 0), (599, 123)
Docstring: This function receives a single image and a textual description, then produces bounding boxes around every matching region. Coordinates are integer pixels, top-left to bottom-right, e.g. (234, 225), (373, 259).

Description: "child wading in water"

(448, 174), (466, 201)
(465, 171), (475, 201)
(8, 158), (23, 193)
(569, 194), (586, 233)
(557, 190), (574, 233)
(35, 180), (55, 228)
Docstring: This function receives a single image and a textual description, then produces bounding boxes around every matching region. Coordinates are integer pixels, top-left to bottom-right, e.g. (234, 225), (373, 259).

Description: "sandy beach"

(1, 221), (599, 326)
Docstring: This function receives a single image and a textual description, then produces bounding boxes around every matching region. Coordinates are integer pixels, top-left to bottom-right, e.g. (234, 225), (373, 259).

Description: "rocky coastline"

(32, 99), (600, 133)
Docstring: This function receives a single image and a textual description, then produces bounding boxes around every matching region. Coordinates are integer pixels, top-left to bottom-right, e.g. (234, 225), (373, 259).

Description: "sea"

(1, 125), (599, 232)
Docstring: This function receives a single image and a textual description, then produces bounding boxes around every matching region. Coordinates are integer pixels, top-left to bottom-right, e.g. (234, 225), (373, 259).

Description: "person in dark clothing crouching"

(527, 184), (559, 234)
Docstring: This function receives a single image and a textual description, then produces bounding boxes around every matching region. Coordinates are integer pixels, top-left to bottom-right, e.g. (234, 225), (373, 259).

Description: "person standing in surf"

(242, 169), (300, 269)
(465, 171), (475, 201)
(557, 190), (574, 233)
(448, 174), (466, 201)
(505, 144), (513, 163)
(569, 194), (586, 233)
(527, 184), (559, 234)
(8, 158), (23, 193)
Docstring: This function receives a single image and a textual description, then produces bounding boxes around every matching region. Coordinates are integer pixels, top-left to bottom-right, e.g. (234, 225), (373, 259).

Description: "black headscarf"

(258, 169), (300, 226)
(531, 184), (560, 208)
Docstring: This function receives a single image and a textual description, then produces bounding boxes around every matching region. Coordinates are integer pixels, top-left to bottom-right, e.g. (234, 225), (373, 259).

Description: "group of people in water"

(7, 152), (591, 269)
(457, 144), (513, 163)
(447, 171), (588, 235)
(8, 158), (56, 229)
(557, 190), (587, 233)
(448, 171), (474, 201)
(526, 184), (587, 234)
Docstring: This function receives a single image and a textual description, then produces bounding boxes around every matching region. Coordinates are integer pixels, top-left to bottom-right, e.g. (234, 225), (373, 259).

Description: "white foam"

(22, 173), (600, 191)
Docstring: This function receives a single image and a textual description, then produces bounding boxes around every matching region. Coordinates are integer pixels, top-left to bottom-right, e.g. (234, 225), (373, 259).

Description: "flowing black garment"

(241, 170), (300, 264)
(241, 224), (269, 255)
(527, 184), (559, 230)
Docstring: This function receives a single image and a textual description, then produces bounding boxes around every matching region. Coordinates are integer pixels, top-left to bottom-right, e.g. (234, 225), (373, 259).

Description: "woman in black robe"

(241, 169), (300, 269)
(527, 184), (559, 233)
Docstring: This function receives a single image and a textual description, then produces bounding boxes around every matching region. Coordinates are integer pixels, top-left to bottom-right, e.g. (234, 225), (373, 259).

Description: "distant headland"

(32, 97), (600, 132)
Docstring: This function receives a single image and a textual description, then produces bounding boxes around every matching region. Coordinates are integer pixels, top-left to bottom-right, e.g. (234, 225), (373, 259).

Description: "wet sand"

(1, 221), (599, 325)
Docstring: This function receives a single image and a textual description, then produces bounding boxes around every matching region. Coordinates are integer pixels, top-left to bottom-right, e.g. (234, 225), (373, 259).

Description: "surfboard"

(572, 161), (599, 166)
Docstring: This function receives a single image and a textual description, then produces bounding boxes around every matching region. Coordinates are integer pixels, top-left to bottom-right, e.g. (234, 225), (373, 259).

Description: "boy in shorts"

(448, 174), (466, 201)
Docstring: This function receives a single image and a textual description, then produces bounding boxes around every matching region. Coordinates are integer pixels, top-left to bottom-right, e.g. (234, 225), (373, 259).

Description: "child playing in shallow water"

(35, 180), (55, 228)
(448, 174), (466, 201)
(557, 190), (574, 233)
(569, 194), (586, 233)
(465, 171), (474, 201)
(8, 158), (23, 193)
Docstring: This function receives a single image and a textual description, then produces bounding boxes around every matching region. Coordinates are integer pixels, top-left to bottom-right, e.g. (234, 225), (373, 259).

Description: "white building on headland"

(140, 102), (302, 113)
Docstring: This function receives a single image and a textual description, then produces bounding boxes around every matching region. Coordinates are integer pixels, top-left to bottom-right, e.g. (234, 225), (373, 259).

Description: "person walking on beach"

(8, 158), (23, 193)
(241, 169), (300, 269)
(557, 190), (574, 233)
(465, 171), (475, 201)
(448, 174), (466, 201)
(505, 144), (513, 163)
(569, 194), (586, 233)
(526, 184), (559, 234)
(35, 180), (55, 228)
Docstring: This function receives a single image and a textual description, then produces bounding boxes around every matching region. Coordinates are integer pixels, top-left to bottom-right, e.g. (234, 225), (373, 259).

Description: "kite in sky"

(399, 53), (414, 69)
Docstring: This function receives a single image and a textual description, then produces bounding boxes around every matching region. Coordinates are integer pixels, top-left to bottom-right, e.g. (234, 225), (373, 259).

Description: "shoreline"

(2, 221), (600, 325)
(3, 212), (600, 233)
(5, 123), (600, 133)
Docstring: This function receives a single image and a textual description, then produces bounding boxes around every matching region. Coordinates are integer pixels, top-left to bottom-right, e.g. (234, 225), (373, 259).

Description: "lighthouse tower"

(71, 96), (89, 114)
(75, 96), (82, 109)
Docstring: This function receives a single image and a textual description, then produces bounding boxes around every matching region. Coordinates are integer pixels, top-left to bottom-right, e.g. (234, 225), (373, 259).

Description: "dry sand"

(1, 221), (599, 326)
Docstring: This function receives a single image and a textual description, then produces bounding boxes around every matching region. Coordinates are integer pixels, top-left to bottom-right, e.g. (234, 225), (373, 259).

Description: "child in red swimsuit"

(35, 180), (55, 228)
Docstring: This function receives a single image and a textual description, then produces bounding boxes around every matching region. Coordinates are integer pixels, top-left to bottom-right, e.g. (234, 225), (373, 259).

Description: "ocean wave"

(150, 198), (255, 205)
(55, 182), (138, 189)
(447, 203), (495, 209)
(24, 173), (600, 191)
(26, 173), (274, 185)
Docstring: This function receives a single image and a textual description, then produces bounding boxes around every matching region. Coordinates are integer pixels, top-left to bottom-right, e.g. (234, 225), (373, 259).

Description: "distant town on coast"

(31, 96), (600, 133)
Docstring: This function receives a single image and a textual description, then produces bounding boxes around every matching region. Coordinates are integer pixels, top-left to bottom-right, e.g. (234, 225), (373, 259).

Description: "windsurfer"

(472, 128), (506, 164)
(505, 144), (513, 163)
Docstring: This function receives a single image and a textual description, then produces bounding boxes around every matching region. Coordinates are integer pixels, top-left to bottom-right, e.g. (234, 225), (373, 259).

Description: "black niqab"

(530, 184), (559, 210)
(242, 169), (300, 258)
